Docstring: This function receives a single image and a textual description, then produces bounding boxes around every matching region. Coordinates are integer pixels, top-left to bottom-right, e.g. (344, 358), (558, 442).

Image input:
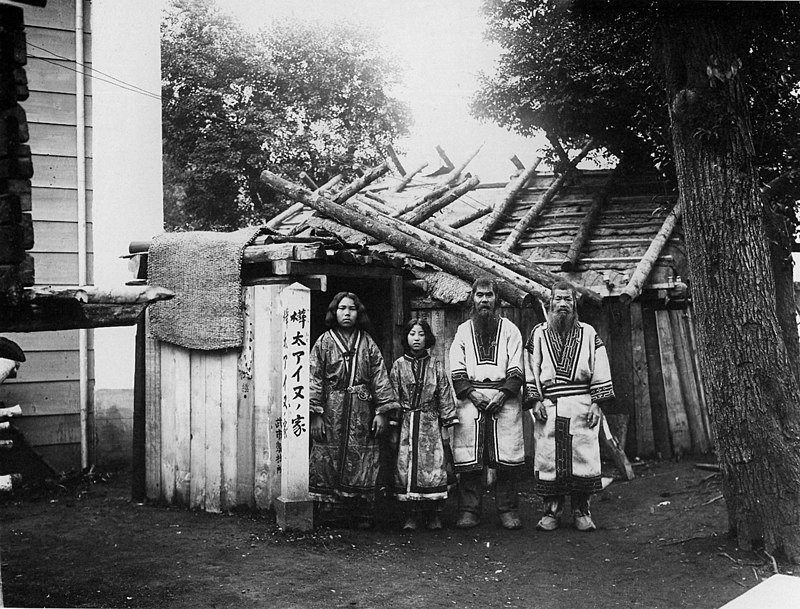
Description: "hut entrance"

(310, 275), (401, 363)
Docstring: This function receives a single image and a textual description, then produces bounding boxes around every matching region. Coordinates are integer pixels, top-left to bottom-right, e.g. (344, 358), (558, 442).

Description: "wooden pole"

(546, 133), (571, 167)
(480, 157), (542, 241)
(260, 170), (535, 307)
(437, 143), (484, 185)
(502, 139), (595, 252)
(334, 162), (390, 203)
(391, 161), (428, 192)
(562, 172), (617, 272)
(419, 217), (602, 305)
(509, 154), (526, 173)
(401, 175), (480, 226)
(363, 191), (601, 306)
(386, 144), (406, 176)
(449, 204), (492, 229)
(391, 183), (451, 218)
(435, 145), (455, 171)
(265, 174), (344, 230)
(619, 200), (682, 304)
(131, 312), (146, 502)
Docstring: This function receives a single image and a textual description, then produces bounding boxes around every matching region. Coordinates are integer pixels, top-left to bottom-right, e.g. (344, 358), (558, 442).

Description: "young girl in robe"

(390, 318), (458, 531)
(309, 292), (399, 529)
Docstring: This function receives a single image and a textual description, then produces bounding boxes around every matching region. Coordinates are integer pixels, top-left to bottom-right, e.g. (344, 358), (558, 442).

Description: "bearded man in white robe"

(449, 277), (525, 530)
(524, 281), (614, 532)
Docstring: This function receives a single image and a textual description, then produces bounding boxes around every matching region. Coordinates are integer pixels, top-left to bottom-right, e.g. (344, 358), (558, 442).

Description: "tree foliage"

(161, 0), (411, 230)
(474, 0), (800, 559)
(473, 0), (800, 181)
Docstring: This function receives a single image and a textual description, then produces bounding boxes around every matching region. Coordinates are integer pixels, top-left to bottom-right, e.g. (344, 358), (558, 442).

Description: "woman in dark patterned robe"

(309, 292), (399, 529)
(390, 319), (458, 531)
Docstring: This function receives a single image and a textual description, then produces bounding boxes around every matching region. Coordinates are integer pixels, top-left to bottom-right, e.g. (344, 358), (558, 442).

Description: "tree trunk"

(763, 170), (800, 382)
(659, 8), (800, 561)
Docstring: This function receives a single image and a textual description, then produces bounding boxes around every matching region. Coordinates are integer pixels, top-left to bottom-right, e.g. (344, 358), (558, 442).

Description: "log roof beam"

(501, 138), (595, 252)
(619, 200), (683, 304)
(480, 156), (542, 242)
(561, 170), (618, 272)
(260, 170), (537, 307)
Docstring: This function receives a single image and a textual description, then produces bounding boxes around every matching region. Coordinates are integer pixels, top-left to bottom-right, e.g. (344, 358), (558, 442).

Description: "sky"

(219, 0), (548, 182)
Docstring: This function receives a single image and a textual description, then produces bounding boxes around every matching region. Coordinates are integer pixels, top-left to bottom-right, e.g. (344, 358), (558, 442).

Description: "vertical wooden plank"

(685, 307), (712, 445)
(159, 342), (177, 503)
(236, 287), (256, 508)
(655, 310), (692, 455)
(132, 315), (147, 502)
(204, 351), (222, 513)
(390, 274), (405, 363)
(604, 298), (635, 452)
(253, 283), (285, 509)
(642, 306), (672, 459)
(670, 309), (711, 454)
(173, 345), (192, 506)
(144, 322), (161, 500)
(220, 349), (239, 510)
(189, 351), (206, 510)
(425, 308), (448, 371)
(630, 303), (655, 458)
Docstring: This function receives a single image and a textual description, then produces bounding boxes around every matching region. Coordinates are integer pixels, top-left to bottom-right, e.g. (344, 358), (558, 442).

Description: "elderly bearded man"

(449, 277), (526, 530)
(524, 281), (615, 531)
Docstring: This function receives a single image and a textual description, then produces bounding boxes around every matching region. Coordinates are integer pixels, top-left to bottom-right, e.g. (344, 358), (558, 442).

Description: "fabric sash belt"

(542, 383), (591, 399)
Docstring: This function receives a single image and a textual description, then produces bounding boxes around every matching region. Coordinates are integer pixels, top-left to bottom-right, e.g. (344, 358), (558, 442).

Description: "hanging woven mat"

(147, 227), (266, 350)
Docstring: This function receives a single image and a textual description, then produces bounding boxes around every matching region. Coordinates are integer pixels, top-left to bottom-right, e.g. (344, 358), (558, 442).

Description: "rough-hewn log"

(419, 217), (602, 306)
(260, 170), (535, 307)
(365, 190), (600, 306)
(449, 205), (492, 229)
(0, 303), (147, 332)
(562, 172), (617, 271)
(24, 285), (175, 305)
(391, 183), (451, 218)
(391, 161), (428, 192)
(401, 176), (480, 226)
(435, 145), (454, 171)
(334, 162), (390, 203)
(243, 242), (326, 264)
(619, 201), (683, 304)
(502, 139), (595, 252)
(386, 144), (406, 176)
(266, 174), (343, 230)
(480, 157), (542, 241)
(438, 144), (483, 185)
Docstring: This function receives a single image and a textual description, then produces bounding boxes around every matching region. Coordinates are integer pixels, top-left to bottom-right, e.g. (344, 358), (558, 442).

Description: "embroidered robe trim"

(448, 317), (525, 472)
(308, 329), (400, 501)
(390, 352), (458, 501)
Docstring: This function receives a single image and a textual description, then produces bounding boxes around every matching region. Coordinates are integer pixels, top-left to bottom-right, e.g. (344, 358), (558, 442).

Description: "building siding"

(2, 1), (93, 472)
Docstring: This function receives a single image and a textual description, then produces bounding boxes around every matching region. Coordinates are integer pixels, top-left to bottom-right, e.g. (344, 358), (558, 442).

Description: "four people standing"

(308, 278), (614, 532)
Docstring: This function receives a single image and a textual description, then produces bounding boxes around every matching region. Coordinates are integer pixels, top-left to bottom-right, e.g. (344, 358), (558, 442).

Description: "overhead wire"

(27, 41), (161, 101)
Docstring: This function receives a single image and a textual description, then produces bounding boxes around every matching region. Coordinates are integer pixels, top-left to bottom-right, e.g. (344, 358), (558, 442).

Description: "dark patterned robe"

(524, 320), (615, 496)
(309, 329), (399, 502)
(390, 353), (458, 501)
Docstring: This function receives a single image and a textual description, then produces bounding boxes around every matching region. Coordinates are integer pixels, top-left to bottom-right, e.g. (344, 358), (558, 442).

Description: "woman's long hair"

(403, 317), (436, 354)
(324, 291), (371, 330)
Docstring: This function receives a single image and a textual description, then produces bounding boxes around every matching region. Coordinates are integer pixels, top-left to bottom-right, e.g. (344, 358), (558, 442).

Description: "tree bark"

(762, 170), (800, 382)
(659, 8), (800, 561)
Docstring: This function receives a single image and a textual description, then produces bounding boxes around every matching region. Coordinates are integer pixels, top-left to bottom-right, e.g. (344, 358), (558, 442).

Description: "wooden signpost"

(275, 283), (313, 531)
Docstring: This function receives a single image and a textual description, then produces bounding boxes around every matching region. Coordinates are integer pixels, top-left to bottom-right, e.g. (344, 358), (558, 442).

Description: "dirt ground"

(1, 459), (794, 609)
